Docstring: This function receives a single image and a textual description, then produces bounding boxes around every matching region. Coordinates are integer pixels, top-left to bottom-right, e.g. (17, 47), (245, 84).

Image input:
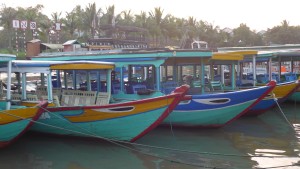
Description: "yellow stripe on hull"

(272, 82), (298, 98)
(65, 97), (175, 122)
(0, 107), (39, 124)
(21, 101), (55, 107)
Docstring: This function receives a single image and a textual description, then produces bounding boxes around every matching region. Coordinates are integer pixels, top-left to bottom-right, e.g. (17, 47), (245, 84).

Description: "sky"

(1, 0), (300, 31)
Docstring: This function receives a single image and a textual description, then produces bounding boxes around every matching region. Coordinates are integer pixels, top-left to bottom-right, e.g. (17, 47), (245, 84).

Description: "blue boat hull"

(162, 84), (274, 128)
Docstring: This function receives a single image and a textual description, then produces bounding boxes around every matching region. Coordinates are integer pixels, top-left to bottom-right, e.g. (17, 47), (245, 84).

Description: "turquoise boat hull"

(0, 120), (31, 142)
(30, 86), (188, 142)
(31, 107), (168, 141)
(288, 91), (300, 102)
(0, 101), (47, 148)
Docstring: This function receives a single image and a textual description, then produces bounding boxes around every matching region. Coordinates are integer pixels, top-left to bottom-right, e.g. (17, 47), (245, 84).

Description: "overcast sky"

(2, 0), (299, 31)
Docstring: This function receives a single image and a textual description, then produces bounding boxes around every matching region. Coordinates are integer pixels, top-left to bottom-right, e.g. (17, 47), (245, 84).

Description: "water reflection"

(0, 102), (300, 169)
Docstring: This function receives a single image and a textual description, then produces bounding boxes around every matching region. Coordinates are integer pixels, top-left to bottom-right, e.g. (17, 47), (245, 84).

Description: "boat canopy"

(0, 54), (16, 110)
(49, 61), (115, 70)
(273, 51), (300, 62)
(0, 54), (16, 63)
(4, 60), (115, 74)
(212, 53), (243, 61)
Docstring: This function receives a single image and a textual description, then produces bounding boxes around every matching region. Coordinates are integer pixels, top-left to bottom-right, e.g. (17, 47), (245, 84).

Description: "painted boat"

(288, 87), (300, 102)
(0, 101), (47, 148)
(160, 50), (277, 127)
(162, 81), (275, 127)
(0, 54), (48, 148)
(6, 60), (189, 142)
(215, 48), (300, 115)
(218, 45), (300, 102)
(245, 80), (300, 116)
(29, 49), (277, 128)
(31, 85), (187, 142)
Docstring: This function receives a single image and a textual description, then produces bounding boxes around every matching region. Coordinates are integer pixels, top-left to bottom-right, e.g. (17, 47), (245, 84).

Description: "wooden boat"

(288, 87), (300, 102)
(29, 49), (276, 127)
(0, 54), (48, 148)
(237, 52), (300, 116)
(273, 51), (300, 102)
(214, 48), (300, 116)
(245, 80), (300, 116)
(7, 60), (189, 142)
(162, 81), (275, 127)
(159, 50), (275, 127)
(218, 45), (300, 102)
(0, 101), (47, 148)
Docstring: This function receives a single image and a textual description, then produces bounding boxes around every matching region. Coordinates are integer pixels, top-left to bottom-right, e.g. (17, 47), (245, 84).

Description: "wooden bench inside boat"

(95, 92), (110, 106)
(36, 86), (62, 98)
(209, 80), (224, 92)
(11, 93), (38, 102)
(60, 90), (110, 106)
(73, 90), (97, 106)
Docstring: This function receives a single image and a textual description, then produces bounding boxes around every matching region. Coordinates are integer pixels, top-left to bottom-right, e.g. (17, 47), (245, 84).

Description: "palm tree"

(148, 7), (164, 47)
(134, 11), (147, 28)
(63, 11), (78, 39)
(120, 10), (134, 25)
(105, 5), (116, 25)
(51, 12), (62, 24)
(83, 3), (103, 37)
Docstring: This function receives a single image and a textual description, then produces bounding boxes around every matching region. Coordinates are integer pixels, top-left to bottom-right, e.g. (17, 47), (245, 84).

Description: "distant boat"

(0, 54), (48, 148)
(245, 80), (300, 116)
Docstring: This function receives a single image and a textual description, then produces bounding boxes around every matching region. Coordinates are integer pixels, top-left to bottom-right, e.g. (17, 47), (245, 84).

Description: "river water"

(0, 101), (300, 169)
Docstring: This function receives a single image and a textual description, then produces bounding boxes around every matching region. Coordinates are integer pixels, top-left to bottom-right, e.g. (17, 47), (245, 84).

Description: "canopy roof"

(6, 60), (115, 74)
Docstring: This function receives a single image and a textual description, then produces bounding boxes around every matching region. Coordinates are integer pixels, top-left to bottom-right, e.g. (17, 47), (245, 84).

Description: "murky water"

(1, 102), (300, 169)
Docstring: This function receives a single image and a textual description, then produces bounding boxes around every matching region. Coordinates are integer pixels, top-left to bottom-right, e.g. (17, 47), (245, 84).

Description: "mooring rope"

(272, 93), (295, 130)
(36, 106), (300, 169)
(37, 106), (297, 158)
(2, 105), (299, 169)
(1, 105), (223, 169)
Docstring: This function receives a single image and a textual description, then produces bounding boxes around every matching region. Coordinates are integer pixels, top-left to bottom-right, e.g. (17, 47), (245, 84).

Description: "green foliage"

(1, 4), (300, 51)
(0, 48), (26, 59)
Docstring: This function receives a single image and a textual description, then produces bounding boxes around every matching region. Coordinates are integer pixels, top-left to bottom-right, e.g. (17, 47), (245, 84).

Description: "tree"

(119, 10), (134, 25)
(134, 11), (147, 28)
(83, 3), (102, 37)
(264, 20), (300, 44)
(148, 7), (164, 47)
(231, 24), (254, 46)
(0, 5), (17, 50)
(63, 11), (78, 39)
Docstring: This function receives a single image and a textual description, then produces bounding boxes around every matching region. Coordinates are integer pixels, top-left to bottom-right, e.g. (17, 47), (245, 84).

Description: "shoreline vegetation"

(1, 3), (300, 56)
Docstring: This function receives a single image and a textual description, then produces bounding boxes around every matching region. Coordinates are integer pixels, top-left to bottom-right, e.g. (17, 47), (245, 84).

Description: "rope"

(37, 106), (298, 158)
(23, 107), (223, 169)
(3, 105), (299, 169)
(272, 93), (295, 130)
